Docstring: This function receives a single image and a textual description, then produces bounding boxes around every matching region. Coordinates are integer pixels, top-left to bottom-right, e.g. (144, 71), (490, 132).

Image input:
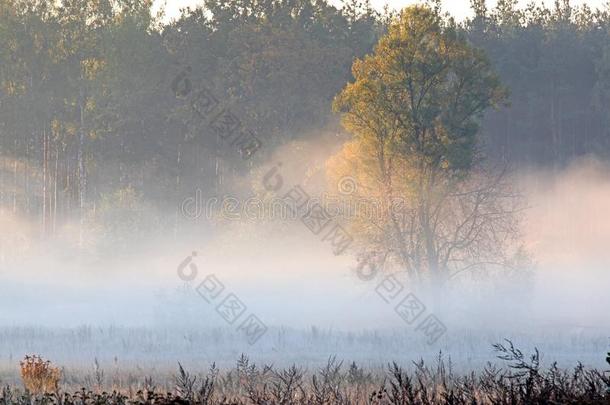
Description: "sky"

(154, 0), (609, 22)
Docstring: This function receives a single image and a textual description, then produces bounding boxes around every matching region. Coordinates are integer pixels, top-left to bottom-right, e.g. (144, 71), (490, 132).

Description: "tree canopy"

(0, 0), (608, 251)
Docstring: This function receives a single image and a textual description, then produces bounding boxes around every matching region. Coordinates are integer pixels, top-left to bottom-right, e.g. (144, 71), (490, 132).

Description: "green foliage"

(0, 0), (609, 243)
(0, 0), (384, 242)
(334, 5), (506, 177)
(466, 0), (610, 165)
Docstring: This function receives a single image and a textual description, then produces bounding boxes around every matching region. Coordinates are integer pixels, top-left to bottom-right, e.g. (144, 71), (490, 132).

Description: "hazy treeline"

(0, 0), (608, 242)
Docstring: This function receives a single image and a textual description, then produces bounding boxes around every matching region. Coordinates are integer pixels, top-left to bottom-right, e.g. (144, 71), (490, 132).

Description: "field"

(0, 326), (608, 404)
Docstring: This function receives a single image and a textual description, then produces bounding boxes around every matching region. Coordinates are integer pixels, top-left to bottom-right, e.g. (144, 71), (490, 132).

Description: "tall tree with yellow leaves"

(330, 5), (524, 290)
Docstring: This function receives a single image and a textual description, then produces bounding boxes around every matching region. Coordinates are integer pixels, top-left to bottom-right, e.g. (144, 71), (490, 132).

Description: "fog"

(0, 151), (608, 372)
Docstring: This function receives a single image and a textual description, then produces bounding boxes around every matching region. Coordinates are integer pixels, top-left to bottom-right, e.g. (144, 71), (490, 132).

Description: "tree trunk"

(42, 125), (48, 237)
(13, 142), (17, 214)
(174, 144), (182, 241)
(66, 155), (71, 214)
(53, 145), (59, 235)
(78, 83), (87, 248)
(25, 138), (29, 215)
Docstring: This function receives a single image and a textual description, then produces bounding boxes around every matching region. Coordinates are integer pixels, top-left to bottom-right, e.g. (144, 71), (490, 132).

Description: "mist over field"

(0, 157), (608, 370)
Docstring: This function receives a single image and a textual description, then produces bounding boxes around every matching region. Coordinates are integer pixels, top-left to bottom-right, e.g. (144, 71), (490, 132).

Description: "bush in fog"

(19, 355), (61, 395)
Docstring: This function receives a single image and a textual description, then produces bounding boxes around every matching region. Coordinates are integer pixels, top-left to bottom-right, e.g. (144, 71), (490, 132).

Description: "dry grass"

(3, 345), (608, 404)
(19, 355), (61, 395)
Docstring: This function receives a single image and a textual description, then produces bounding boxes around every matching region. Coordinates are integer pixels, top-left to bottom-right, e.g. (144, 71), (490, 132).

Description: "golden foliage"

(20, 355), (61, 394)
(81, 58), (106, 80)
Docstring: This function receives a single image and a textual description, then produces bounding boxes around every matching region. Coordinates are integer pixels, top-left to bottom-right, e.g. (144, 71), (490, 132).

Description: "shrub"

(19, 355), (61, 394)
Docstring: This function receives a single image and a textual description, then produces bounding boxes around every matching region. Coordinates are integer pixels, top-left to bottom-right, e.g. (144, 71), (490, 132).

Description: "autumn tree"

(330, 5), (524, 289)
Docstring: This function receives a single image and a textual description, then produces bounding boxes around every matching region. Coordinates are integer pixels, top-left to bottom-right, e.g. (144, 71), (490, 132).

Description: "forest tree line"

(0, 0), (608, 245)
